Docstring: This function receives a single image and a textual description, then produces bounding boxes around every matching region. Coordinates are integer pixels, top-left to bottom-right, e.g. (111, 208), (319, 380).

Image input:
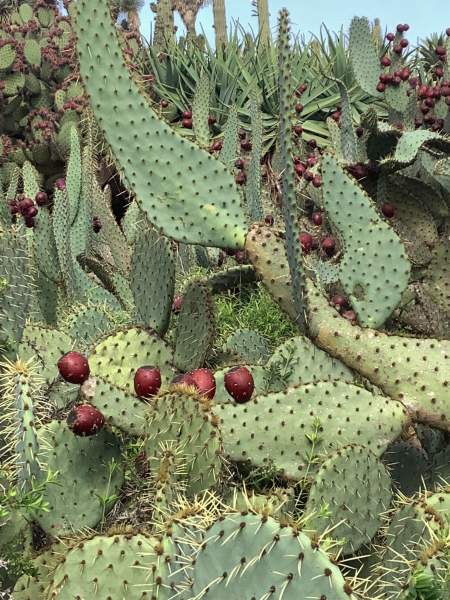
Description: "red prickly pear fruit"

(24, 205), (38, 218)
(299, 232), (313, 254)
(67, 403), (105, 437)
(224, 366), (254, 404)
(92, 216), (102, 233)
(446, 28), (450, 37)
(182, 118), (193, 129)
(396, 24), (404, 32)
(190, 368), (216, 400)
(234, 250), (248, 264)
(356, 126), (364, 137)
(134, 366), (161, 399)
(376, 82), (385, 93)
(18, 198), (34, 215)
(171, 372), (198, 389)
(307, 139), (317, 149)
(393, 45), (403, 55)
(9, 200), (19, 216)
(381, 202), (395, 218)
(303, 170), (314, 182)
(55, 178), (66, 191)
(208, 115), (216, 125)
(240, 139), (252, 151)
(211, 140), (223, 152)
(58, 352), (90, 384)
(172, 295), (183, 314)
(294, 163), (306, 176)
(331, 294), (348, 311)
(293, 124), (303, 135)
(400, 38), (409, 48)
(235, 158), (245, 169)
(322, 236), (336, 256)
(295, 102), (304, 113)
(182, 110), (192, 119)
(264, 213), (274, 226)
(400, 68), (410, 81)
(160, 99), (169, 108)
(235, 171), (247, 185)
(35, 191), (48, 206)
(311, 211), (323, 226)
(386, 32), (395, 41)
(307, 156), (317, 167)
(24, 216), (35, 228)
(342, 309), (357, 323)
(381, 56), (391, 67)
(312, 175), (322, 188)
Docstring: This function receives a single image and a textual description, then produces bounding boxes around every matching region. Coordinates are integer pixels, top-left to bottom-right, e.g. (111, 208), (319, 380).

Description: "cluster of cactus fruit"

(0, 1), (450, 599)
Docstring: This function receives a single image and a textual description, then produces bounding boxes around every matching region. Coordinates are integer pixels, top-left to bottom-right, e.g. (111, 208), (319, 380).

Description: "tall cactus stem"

(277, 9), (308, 333)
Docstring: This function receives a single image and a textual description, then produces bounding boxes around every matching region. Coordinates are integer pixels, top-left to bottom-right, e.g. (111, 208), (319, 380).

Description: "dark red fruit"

(264, 213), (274, 226)
(386, 32), (395, 41)
(342, 310), (357, 323)
(307, 156), (317, 167)
(293, 124), (303, 135)
(235, 158), (245, 169)
(171, 373), (197, 388)
(67, 403), (105, 437)
(160, 99), (169, 108)
(55, 178), (66, 191)
(294, 163), (306, 176)
(400, 38), (409, 48)
(18, 198), (34, 215)
(24, 205), (38, 218)
(134, 366), (161, 399)
(446, 28), (450, 37)
(356, 126), (364, 137)
(312, 175), (322, 188)
(190, 368), (216, 400)
(307, 139), (317, 149)
(35, 191), (48, 206)
(57, 351), (90, 384)
(331, 294), (348, 312)
(381, 202), (395, 218)
(376, 82), (386, 93)
(303, 170), (314, 182)
(295, 103), (304, 113)
(172, 295), (183, 314)
(182, 118), (193, 128)
(381, 56), (391, 67)
(400, 68), (410, 81)
(92, 216), (102, 233)
(24, 216), (35, 228)
(393, 45), (403, 55)
(211, 140), (223, 152)
(182, 110), (192, 119)
(234, 250), (248, 264)
(208, 115), (216, 125)
(322, 236), (336, 256)
(224, 366), (254, 404)
(240, 139), (252, 151)
(235, 171), (247, 185)
(299, 232), (313, 254)
(436, 46), (447, 57)
(311, 211), (323, 226)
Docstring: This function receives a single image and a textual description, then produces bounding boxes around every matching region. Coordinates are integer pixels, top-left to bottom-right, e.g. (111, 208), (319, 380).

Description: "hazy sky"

(139, 0), (448, 44)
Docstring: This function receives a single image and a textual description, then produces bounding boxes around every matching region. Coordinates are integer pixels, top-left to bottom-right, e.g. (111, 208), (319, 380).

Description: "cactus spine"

(212, 0), (227, 49)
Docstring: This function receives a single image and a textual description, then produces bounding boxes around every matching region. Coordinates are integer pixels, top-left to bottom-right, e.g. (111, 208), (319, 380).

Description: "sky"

(139, 0), (448, 45)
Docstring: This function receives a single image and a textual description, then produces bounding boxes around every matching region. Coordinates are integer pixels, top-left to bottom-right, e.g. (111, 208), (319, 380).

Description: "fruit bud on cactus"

(299, 232), (313, 254)
(172, 295), (183, 314)
(381, 202), (396, 218)
(57, 351), (90, 384)
(67, 403), (105, 436)
(35, 191), (48, 206)
(190, 368), (216, 400)
(134, 366), (162, 399)
(55, 178), (66, 191)
(224, 366), (254, 403)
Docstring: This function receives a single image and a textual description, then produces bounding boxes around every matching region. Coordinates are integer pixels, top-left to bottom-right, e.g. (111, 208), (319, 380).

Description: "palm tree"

(172, 0), (210, 39)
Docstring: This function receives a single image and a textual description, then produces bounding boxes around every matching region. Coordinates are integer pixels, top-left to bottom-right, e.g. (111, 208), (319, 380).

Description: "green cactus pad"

(34, 420), (124, 536)
(245, 91), (263, 220)
(80, 374), (150, 436)
(222, 328), (271, 364)
(72, 0), (247, 249)
(382, 439), (431, 496)
(45, 532), (177, 599)
(224, 486), (296, 516)
(130, 224), (175, 336)
(145, 388), (223, 495)
(306, 444), (392, 555)
(17, 324), (72, 385)
(245, 225), (297, 321)
(188, 512), (357, 600)
(23, 39), (41, 67)
(62, 303), (116, 347)
(219, 104), (239, 168)
(321, 154), (411, 328)
(13, 542), (65, 600)
(266, 335), (355, 392)
(376, 487), (450, 598)
(307, 280), (450, 432)
(89, 326), (175, 392)
(349, 17), (381, 97)
(173, 280), (215, 372)
(193, 71), (210, 148)
(217, 380), (407, 480)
